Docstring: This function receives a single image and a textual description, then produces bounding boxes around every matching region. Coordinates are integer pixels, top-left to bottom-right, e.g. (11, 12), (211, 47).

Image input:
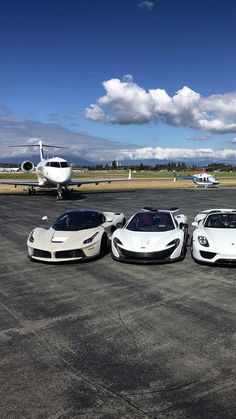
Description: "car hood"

(114, 229), (181, 251)
(32, 227), (102, 250)
(201, 228), (236, 252)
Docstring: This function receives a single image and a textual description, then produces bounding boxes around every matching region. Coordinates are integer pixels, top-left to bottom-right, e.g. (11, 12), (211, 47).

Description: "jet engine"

(21, 160), (35, 172)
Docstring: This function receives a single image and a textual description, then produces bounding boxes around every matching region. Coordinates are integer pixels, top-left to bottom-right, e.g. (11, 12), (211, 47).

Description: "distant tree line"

(85, 161), (236, 172)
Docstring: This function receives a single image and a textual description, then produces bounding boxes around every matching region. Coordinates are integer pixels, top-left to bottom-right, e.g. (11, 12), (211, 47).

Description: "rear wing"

(142, 207), (179, 213)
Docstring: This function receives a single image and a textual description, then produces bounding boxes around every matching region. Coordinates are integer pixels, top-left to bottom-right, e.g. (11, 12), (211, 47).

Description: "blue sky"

(1, 0), (236, 162)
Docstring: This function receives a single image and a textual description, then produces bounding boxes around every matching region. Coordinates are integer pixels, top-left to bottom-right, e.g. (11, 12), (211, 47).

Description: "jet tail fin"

(9, 140), (68, 161)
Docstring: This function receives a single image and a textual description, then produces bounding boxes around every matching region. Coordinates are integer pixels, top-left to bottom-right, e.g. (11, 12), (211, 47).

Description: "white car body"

(111, 208), (188, 263)
(191, 209), (236, 264)
(27, 209), (125, 262)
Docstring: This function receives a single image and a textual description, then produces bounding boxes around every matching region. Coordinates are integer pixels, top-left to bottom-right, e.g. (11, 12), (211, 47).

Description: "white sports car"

(191, 208), (236, 264)
(111, 207), (188, 263)
(27, 209), (126, 262)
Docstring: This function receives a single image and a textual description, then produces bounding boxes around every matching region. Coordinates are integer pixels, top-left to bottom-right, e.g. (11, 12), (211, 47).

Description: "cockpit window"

(50, 162), (60, 168)
(52, 211), (101, 231)
(205, 213), (236, 228)
(127, 211), (175, 232)
(60, 162), (69, 168)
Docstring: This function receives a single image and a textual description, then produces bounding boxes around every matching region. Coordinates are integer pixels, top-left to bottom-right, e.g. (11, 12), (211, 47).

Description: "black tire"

(190, 237), (193, 255)
(100, 234), (108, 257)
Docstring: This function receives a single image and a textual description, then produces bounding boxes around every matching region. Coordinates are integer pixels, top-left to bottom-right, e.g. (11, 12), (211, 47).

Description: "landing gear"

(27, 186), (36, 195)
(56, 186), (70, 200)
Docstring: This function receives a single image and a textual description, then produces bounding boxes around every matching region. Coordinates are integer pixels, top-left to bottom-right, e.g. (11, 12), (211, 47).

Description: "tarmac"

(0, 188), (235, 418)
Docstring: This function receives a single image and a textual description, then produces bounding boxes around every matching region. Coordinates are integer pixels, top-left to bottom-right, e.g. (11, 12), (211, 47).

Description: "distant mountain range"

(1, 154), (236, 167)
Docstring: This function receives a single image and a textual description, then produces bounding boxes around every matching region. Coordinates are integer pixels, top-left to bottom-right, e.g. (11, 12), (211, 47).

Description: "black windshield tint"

(61, 162), (69, 168)
(53, 211), (100, 231)
(127, 212), (175, 232)
(205, 213), (236, 228)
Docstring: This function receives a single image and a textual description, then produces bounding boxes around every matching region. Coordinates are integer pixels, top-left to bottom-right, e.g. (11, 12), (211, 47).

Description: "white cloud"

(1, 112), (236, 163)
(186, 135), (210, 142)
(85, 77), (236, 134)
(138, 1), (155, 10)
(122, 74), (134, 83)
(109, 146), (236, 161)
(64, 112), (78, 120)
(0, 114), (133, 160)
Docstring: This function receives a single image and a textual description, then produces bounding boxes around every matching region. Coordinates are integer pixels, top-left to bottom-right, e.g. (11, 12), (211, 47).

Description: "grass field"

(1, 170), (236, 194)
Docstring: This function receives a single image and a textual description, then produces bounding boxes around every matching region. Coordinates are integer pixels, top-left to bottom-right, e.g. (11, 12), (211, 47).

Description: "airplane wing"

(0, 171), (131, 188)
(0, 180), (39, 186)
(67, 170), (132, 186)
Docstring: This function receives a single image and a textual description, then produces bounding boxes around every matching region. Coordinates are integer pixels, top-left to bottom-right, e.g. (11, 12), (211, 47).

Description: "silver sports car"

(27, 209), (125, 262)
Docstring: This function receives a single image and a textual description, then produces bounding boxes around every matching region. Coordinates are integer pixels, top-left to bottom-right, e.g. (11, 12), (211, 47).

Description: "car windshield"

(204, 213), (236, 228)
(52, 211), (101, 231)
(126, 211), (175, 232)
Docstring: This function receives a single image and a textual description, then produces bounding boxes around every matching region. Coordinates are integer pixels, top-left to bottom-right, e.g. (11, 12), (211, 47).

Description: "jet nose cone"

(58, 170), (72, 184)
(48, 168), (72, 185)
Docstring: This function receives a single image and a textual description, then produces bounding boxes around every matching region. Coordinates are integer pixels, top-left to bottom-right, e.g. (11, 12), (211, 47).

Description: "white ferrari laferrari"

(191, 208), (236, 264)
(27, 209), (125, 262)
(111, 207), (188, 263)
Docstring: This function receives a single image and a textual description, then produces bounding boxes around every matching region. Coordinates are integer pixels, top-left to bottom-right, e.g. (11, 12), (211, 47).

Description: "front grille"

(55, 249), (85, 259)
(200, 251), (216, 260)
(119, 246), (174, 260)
(33, 249), (52, 258)
(216, 258), (236, 265)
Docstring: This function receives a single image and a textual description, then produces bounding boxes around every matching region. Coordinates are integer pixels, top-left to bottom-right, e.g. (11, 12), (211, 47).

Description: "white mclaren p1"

(27, 209), (125, 262)
(111, 207), (188, 263)
(191, 208), (236, 264)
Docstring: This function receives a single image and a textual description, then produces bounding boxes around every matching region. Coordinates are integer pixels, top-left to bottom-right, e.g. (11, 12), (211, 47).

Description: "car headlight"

(113, 237), (123, 247)
(29, 230), (35, 243)
(198, 236), (209, 247)
(167, 238), (180, 247)
(83, 232), (99, 244)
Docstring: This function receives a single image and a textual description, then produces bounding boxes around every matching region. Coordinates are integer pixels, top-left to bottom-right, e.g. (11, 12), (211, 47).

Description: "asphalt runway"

(0, 188), (235, 418)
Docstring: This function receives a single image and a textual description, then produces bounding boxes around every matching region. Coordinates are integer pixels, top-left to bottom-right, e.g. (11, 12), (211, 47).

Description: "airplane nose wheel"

(57, 185), (64, 200)
(57, 186), (70, 200)
(57, 191), (63, 200)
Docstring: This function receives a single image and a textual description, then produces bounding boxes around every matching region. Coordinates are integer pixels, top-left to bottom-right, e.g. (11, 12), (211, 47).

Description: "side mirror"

(192, 221), (198, 227)
(106, 218), (113, 223)
(42, 216), (48, 221)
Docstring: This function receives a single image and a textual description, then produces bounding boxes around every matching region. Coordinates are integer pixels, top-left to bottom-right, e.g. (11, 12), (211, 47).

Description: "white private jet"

(0, 141), (131, 199)
(173, 171), (219, 189)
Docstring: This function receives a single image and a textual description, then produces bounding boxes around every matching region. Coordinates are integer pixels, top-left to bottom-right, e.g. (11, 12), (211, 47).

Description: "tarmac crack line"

(128, 379), (200, 396)
(63, 362), (158, 419)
